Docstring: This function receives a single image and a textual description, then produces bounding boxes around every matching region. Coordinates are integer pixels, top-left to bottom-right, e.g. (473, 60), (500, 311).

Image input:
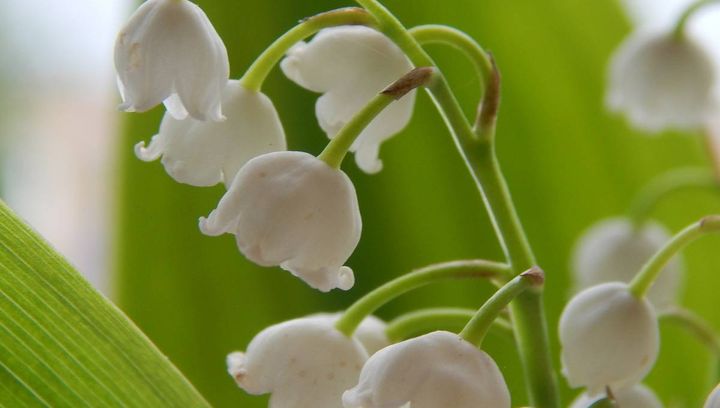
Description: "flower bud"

(115, 0), (229, 121)
(570, 384), (662, 408)
(135, 80), (286, 186)
(572, 218), (682, 310)
(342, 331), (510, 408)
(281, 26), (415, 174)
(560, 282), (659, 394)
(607, 29), (716, 132)
(199, 151), (361, 292)
(705, 384), (720, 408)
(227, 316), (368, 408)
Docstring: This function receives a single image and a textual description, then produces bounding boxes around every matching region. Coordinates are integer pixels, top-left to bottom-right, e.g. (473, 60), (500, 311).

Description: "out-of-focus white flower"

(570, 384), (662, 408)
(560, 282), (659, 394)
(607, 29), (716, 132)
(199, 151), (361, 292)
(313, 313), (390, 355)
(706, 384), (720, 408)
(343, 330), (510, 408)
(135, 80), (286, 187)
(227, 316), (368, 408)
(115, 0), (229, 121)
(572, 218), (682, 310)
(281, 26), (415, 174)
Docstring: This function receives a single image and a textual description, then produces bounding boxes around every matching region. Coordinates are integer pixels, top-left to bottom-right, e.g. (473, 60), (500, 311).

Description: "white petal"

(163, 93), (189, 120)
(705, 384), (720, 408)
(570, 384), (662, 408)
(343, 331), (510, 408)
(607, 29), (716, 132)
(137, 81), (285, 187)
(201, 151), (361, 291)
(310, 313), (390, 356)
(571, 218), (683, 311)
(228, 316), (368, 408)
(281, 26), (415, 173)
(560, 282), (659, 394)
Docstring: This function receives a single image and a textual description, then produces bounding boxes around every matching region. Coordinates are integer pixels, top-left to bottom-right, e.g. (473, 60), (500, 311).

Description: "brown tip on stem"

(301, 7), (371, 25)
(520, 266), (545, 286)
(477, 53), (501, 129)
(605, 386), (616, 402)
(381, 67), (436, 100)
(699, 215), (720, 230)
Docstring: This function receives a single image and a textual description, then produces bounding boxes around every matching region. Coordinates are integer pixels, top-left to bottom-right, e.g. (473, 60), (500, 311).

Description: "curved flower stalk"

(559, 282), (659, 394)
(342, 330), (510, 408)
(199, 151), (361, 292)
(606, 28), (716, 132)
(572, 218), (682, 310)
(281, 26), (415, 173)
(115, 0), (229, 121)
(705, 384), (720, 408)
(570, 384), (662, 408)
(226, 315), (368, 408)
(135, 80), (286, 187)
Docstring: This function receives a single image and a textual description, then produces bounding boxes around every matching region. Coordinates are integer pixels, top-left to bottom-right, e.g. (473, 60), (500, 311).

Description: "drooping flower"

(570, 384), (662, 408)
(281, 26), (415, 174)
(343, 330), (511, 408)
(115, 0), (229, 121)
(227, 316), (368, 408)
(559, 282), (659, 394)
(572, 218), (682, 310)
(135, 80), (286, 187)
(705, 384), (720, 408)
(312, 313), (390, 356)
(199, 151), (361, 292)
(607, 29), (717, 132)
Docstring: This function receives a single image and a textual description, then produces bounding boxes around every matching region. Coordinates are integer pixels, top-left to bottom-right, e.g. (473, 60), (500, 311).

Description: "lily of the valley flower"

(342, 331), (511, 408)
(199, 151), (361, 292)
(313, 313), (390, 356)
(227, 315), (368, 408)
(607, 29), (716, 132)
(281, 26), (415, 174)
(115, 0), (229, 121)
(135, 80), (286, 187)
(559, 282), (659, 394)
(706, 384), (720, 408)
(570, 384), (662, 408)
(572, 218), (682, 310)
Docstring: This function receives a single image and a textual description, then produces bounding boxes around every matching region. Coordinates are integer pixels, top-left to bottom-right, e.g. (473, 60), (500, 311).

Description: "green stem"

(628, 168), (719, 226)
(460, 267), (544, 346)
(630, 216), (720, 297)
(409, 25), (493, 95)
(660, 307), (720, 355)
(334, 260), (509, 336)
(385, 307), (513, 342)
(673, 0), (720, 40)
(354, 1), (559, 405)
(239, 7), (376, 91)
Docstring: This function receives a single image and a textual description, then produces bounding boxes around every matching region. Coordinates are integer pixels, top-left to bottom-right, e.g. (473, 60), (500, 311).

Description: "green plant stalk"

(239, 7), (376, 91)
(353, 1), (560, 405)
(334, 260), (509, 336)
(385, 307), (513, 342)
(628, 168), (719, 226)
(660, 307), (720, 355)
(674, 0), (720, 39)
(460, 268), (544, 346)
(630, 216), (720, 297)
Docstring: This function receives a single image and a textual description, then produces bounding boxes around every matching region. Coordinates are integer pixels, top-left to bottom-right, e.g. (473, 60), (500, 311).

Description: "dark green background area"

(115, 0), (720, 406)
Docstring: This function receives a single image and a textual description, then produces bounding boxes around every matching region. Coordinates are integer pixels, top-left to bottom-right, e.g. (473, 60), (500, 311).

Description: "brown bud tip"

(699, 215), (720, 230)
(520, 266), (545, 286)
(381, 67), (437, 100)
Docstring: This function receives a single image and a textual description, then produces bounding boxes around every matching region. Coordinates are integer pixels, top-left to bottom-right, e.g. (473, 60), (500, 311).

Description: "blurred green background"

(115, 0), (720, 406)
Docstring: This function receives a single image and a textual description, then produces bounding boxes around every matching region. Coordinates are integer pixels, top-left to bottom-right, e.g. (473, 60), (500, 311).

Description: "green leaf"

(0, 200), (210, 407)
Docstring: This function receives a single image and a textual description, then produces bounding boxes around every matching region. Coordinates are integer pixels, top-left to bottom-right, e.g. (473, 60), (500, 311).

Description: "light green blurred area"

(115, 0), (720, 407)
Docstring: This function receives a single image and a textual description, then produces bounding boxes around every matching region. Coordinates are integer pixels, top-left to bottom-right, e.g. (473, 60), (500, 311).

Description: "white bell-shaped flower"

(115, 0), (229, 121)
(312, 313), (390, 355)
(570, 384), (662, 408)
(560, 282), (659, 394)
(607, 29), (717, 132)
(135, 80), (286, 187)
(343, 331), (511, 408)
(572, 218), (682, 310)
(199, 151), (361, 292)
(705, 384), (720, 408)
(281, 26), (415, 174)
(227, 316), (368, 408)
